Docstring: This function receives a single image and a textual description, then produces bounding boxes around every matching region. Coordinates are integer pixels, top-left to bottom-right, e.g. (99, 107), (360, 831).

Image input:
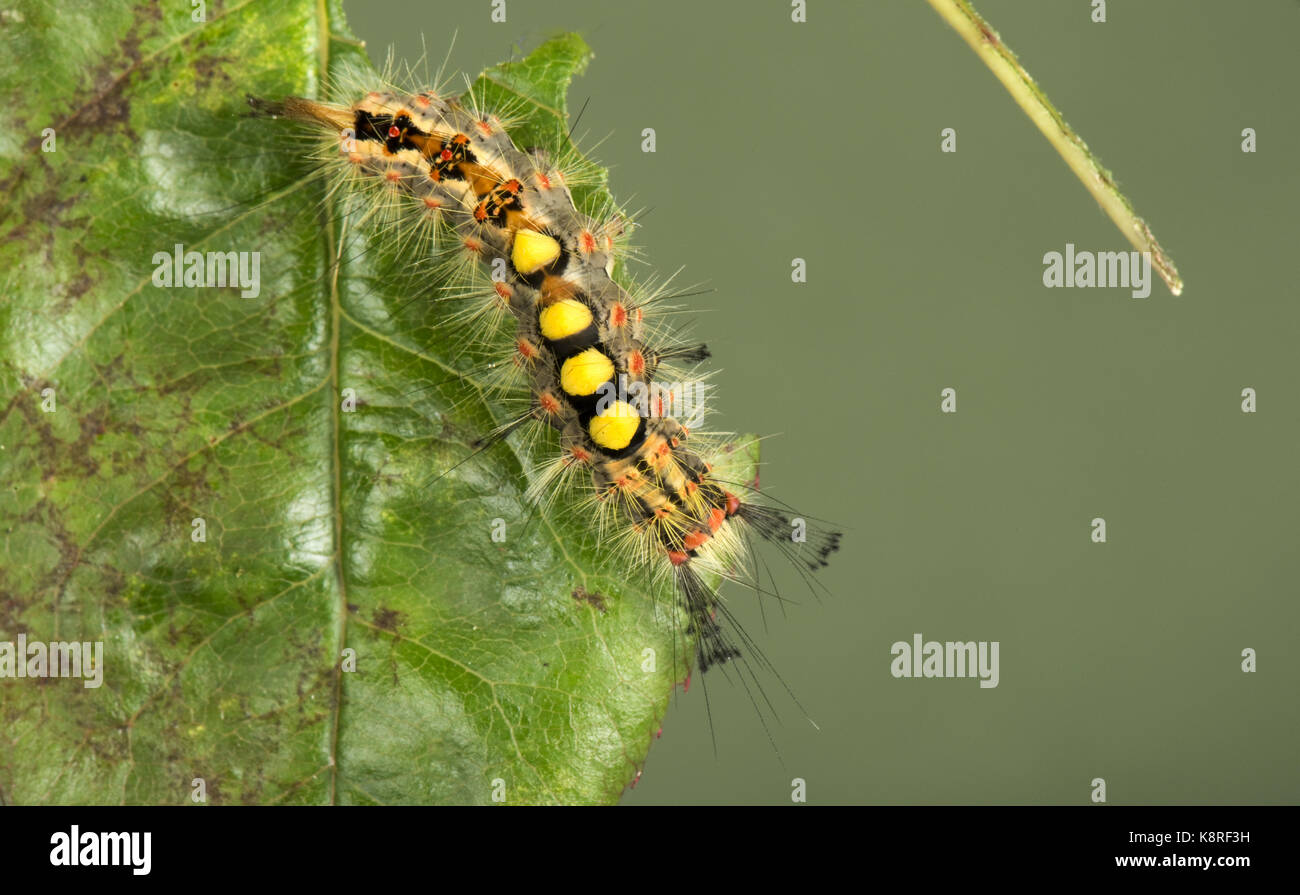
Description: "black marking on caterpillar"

(249, 52), (841, 747)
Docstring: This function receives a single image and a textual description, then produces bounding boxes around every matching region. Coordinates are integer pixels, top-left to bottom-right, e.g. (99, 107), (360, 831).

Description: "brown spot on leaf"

(571, 586), (607, 613)
(372, 605), (406, 632)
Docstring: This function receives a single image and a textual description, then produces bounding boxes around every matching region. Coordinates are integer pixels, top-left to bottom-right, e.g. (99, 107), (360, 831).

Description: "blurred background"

(345, 0), (1300, 804)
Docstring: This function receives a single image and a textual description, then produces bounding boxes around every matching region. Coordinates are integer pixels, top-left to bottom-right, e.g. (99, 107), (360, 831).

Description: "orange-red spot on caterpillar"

(347, 152), (363, 165)
(655, 506), (672, 519)
(415, 95), (431, 108)
(670, 437), (680, 447)
(534, 171), (552, 190)
(474, 205), (488, 222)
(656, 441), (670, 458)
(384, 169), (401, 183)
(683, 530), (710, 551)
(610, 303), (627, 327)
(629, 351), (645, 376)
(422, 196), (441, 209)
(440, 148), (453, 161)
(570, 446), (591, 463)
(667, 550), (690, 567)
(516, 338), (535, 359)
(579, 230), (597, 254)
(634, 308), (644, 324)
(463, 237), (482, 253)
(495, 282), (513, 300)
(388, 125), (400, 138)
(539, 392), (561, 415)
(707, 508), (726, 533)
(724, 492), (741, 516)
(476, 119), (493, 136)
(685, 480), (699, 495)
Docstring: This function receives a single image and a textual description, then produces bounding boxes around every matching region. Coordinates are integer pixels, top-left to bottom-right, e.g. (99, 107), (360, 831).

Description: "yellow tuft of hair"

(538, 298), (592, 341)
(588, 400), (641, 450)
(512, 229), (561, 274)
(560, 348), (614, 396)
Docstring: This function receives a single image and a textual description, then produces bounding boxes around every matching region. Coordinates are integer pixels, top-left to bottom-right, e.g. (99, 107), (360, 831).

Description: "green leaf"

(0, 1), (756, 804)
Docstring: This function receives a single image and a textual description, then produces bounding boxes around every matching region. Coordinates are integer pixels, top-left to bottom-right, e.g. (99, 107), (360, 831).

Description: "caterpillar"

(248, 46), (840, 743)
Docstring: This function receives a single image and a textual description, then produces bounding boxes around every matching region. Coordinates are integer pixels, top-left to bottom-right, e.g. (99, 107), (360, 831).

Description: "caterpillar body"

(249, 58), (839, 720)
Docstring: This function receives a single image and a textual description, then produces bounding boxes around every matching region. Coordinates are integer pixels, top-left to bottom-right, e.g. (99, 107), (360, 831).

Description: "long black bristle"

(736, 502), (842, 571)
(675, 562), (741, 671)
(246, 95), (286, 118)
(657, 342), (711, 364)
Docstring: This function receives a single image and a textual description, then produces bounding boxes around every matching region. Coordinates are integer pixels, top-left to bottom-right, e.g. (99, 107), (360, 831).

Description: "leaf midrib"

(316, 0), (348, 806)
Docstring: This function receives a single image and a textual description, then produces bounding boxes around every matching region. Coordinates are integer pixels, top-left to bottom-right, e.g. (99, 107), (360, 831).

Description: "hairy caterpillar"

(248, 45), (840, 742)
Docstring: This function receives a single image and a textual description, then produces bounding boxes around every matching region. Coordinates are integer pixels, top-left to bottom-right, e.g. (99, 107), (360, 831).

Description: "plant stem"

(926, 0), (1183, 295)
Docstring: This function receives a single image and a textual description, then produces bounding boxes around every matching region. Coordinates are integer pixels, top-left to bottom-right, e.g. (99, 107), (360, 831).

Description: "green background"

(344, 0), (1300, 805)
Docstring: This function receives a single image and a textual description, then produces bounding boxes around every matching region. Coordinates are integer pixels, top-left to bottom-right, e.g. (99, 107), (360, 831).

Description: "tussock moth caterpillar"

(248, 37), (840, 773)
